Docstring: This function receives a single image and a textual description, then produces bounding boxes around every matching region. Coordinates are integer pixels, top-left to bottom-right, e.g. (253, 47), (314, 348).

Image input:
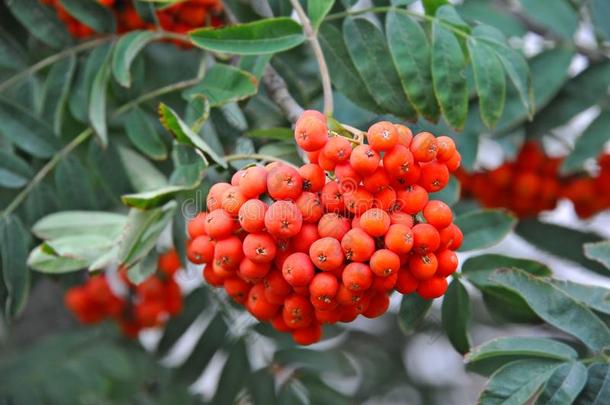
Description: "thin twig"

(1, 75), (204, 219)
(0, 36), (114, 93)
(289, 0), (333, 116)
(262, 65), (304, 123)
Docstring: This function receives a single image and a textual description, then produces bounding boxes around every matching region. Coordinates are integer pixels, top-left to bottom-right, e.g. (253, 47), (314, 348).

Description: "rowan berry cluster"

(458, 142), (610, 218)
(187, 110), (462, 345)
(41, 0), (223, 41)
(64, 250), (183, 338)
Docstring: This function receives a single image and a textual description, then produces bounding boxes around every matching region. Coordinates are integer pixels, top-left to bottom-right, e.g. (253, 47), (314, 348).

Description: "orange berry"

(309, 272), (339, 303)
(367, 121), (398, 151)
(188, 235), (215, 264)
(395, 268), (418, 294)
(243, 233), (277, 264)
(439, 223), (463, 250)
(390, 211), (414, 228)
(371, 271), (398, 292)
(291, 223), (320, 253)
(436, 136), (456, 162)
(267, 164), (303, 200)
(299, 163), (326, 192)
(360, 208), (391, 237)
(419, 161), (449, 192)
(294, 114), (328, 151)
(318, 213), (351, 240)
(373, 187), (397, 211)
(384, 224), (414, 255)
(409, 253), (438, 280)
(350, 144), (381, 176)
(238, 166), (268, 198)
(417, 277), (448, 299)
(412, 223), (440, 254)
(322, 136), (352, 163)
(264, 200), (303, 238)
(309, 237), (344, 271)
(214, 236), (243, 271)
(395, 124), (413, 147)
(410, 132), (438, 162)
(224, 277), (250, 304)
(363, 167), (391, 193)
(362, 293), (389, 318)
(384, 145), (415, 179)
(320, 181), (345, 213)
(296, 191), (324, 223)
(206, 182), (231, 211)
(238, 199), (267, 233)
(282, 252), (315, 287)
(342, 262), (373, 291)
(188, 212), (207, 239)
(292, 322), (322, 345)
(370, 249), (400, 277)
(436, 249), (458, 277)
(204, 209), (235, 239)
(283, 294), (314, 329)
(238, 258), (271, 281)
(423, 200), (453, 229)
(247, 283), (279, 320)
(341, 228), (375, 262)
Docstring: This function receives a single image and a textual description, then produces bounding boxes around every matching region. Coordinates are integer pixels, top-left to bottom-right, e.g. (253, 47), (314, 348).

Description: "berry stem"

(340, 123), (366, 143)
(289, 0), (334, 117)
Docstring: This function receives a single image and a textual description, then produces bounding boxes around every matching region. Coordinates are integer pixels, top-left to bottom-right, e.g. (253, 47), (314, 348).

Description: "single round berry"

(247, 283), (279, 320)
(322, 136), (352, 163)
(205, 209), (235, 239)
(309, 237), (344, 271)
(243, 233), (277, 264)
(318, 213), (351, 240)
(283, 294), (314, 329)
(360, 208), (391, 237)
(342, 262), (373, 291)
(214, 236), (244, 271)
(291, 223), (320, 253)
(309, 272), (339, 303)
(390, 211), (414, 228)
(292, 322), (322, 345)
(410, 132), (438, 162)
(320, 181), (345, 213)
(436, 136), (456, 162)
(409, 253), (438, 280)
(395, 268), (418, 294)
(423, 200), (453, 229)
(396, 185), (429, 214)
(264, 200), (303, 238)
(370, 249), (400, 277)
(207, 182), (231, 211)
(282, 252), (315, 287)
(341, 228), (375, 262)
(417, 277), (448, 299)
(384, 145), (415, 180)
(294, 114), (328, 151)
(224, 277), (250, 304)
(371, 272), (398, 292)
(238, 258), (271, 281)
(368, 121), (399, 151)
(436, 249), (458, 277)
(267, 165), (303, 200)
(362, 293), (389, 318)
(296, 192), (324, 223)
(384, 224), (414, 255)
(350, 144), (381, 176)
(299, 163), (326, 192)
(373, 187), (397, 212)
(187, 212), (207, 239)
(187, 235), (215, 264)
(363, 167), (391, 193)
(238, 199), (268, 233)
(395, 124), (413, 147)
(419, 161), (449, 192)
(238, 166), (268, 198)
(412, 223), (441, 254)
(343, 188), (374, 215)
(439, 224), (463, 250)
(221, 186), (247, 216)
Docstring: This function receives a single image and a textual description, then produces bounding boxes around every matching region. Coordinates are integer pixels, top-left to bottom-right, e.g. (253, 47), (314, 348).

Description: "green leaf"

(117, 145), (168, 192)
(0, 150), (32, 189)
(0, 215), (30, 317)
(55, 156), (97, 210)
(441, 278), (471, 354)
(118, 203), (176, 267)
(536, 362), (587, 405)
(156, 287), (207, 355)
(398, 293), (432, 334)
(575, 363), (610, 405)
(124, 107), (167, 160)
(0, 27), (27, 70)
(176, 314), (227, 382)
(32, 211), (126, 241)
(343, 18), (417, 120)
(478, 359), (561, 405)
(462, 254), (552, 277)
(386, 11), (440, 121)
(466, 337), (577, 377)
(59, 0), (116, 33)
(247, 127), (293, 140)
(127, 248), (158, 284)
(238, 54), (271, 80)
(515, 219), (609, 276)
(0, 98), (58, 158)
(28, 235), (116, 274)
(41, 54), (76, 136)
(171, 201), (188, 269)
(584, 241), (610, 270)
(562, 111), (610, 174)
(308, 0), (334, 30)
(454, 209), (516, 251)
(6, 0), (72, 48)
(467, 37), (505, 128)
(591, 0), (610, 40)
(457, 1), (526, 38)
(431, 20), (468, 130)
(248, 368), (278, 405)
(190, 17), (305, 55)
(184, 64), (258, 107)
(552, 280), (610, 315)
(112, 30), (157, 87)
(495, 48), (574, 133)
(473, 25), (532, 117)
(121, 186), (193, 209)
(88, 44), (113, 147)
(520, 0), (578, 40)
(274, 349), (356, 376)
(423, 0), (448, 16)
(318, 23), (382, 113)
(528, 62), (610, 139)
(490, 268), (610, 352)
(159, 103), (227, 168)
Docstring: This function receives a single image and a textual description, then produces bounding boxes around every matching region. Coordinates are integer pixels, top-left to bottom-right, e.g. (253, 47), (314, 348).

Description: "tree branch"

(289, 0), (334, 116)
(262, 65), (304, 123)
